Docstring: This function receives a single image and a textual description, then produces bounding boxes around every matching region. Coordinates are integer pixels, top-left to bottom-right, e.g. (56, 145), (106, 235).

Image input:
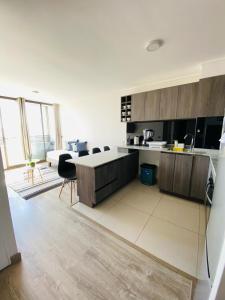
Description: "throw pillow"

(71, 143), (78, 152)
(77, 141), (88, 152)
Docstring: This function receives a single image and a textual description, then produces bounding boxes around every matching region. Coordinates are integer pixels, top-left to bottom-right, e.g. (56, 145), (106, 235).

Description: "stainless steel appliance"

(142, 129), (154, 146)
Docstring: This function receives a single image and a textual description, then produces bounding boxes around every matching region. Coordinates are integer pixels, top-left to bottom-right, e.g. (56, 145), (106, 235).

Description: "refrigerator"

(0, 148), (18, 270)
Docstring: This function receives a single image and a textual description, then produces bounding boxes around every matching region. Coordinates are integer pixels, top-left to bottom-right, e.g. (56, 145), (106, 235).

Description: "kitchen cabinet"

(190, 155), (209, 200)
(122, 74), (225, 122)
(131, 92), (146, 121)
(173, 154), (193, 197)
(117, 151), (139, 187)
(95, 160), (118, 190)
(160, 86), (178, 120)
(159, 152), (209, 201)
(159, 152), (175, 192)
(144, 90), (160, 121)
(121, 96), (131, 122)
(77, 151), (139, 207)
(196, 75), (225, 117)
(176, 82), (199, 119)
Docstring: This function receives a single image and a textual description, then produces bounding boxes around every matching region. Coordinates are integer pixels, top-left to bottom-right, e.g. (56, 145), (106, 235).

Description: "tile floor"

(68, 179), (206, 278)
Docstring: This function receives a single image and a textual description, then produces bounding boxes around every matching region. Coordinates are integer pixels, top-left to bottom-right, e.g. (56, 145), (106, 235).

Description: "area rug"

(7, 166), (63, 199)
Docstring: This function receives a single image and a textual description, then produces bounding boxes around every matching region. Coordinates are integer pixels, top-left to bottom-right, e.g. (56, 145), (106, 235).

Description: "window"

(0, 99), (24, 168)
(25, 102), (56, 160)
(0, 98), (57, 169)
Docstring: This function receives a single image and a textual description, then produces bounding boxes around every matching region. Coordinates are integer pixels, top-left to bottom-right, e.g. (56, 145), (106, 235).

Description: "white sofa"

(47, 150), (78, 167)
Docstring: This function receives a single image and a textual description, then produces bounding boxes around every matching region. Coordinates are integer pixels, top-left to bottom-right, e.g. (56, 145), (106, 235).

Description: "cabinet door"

(190, 155), (209, 201)
(144, 90), (160, 121)
(95, 161), (117, 190)
(173, 154), (193, 197)
(160, 86), (178, 120)
(131, 92), (146, 121)
(176, 82), (198, 119)
(159, 152), (176, 192)
(126, 151), (139, 182)
(197, 75), (225, 117)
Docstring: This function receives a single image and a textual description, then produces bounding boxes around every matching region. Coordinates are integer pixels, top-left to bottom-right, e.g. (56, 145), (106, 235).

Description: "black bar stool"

(58, 154), (77, 206)
(78, 150), (89, 157)
(92, 147), (101, 154)
(103, 146), (110, 151)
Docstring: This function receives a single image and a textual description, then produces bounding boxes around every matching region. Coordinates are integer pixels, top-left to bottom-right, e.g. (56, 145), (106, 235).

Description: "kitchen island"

(67, 150), (139, 207)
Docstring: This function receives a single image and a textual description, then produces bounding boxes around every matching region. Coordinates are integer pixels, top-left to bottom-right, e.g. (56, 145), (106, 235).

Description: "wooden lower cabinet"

(190, 155), (209, 200)
(77, 151), (139, 207)
(159, 152), (209, 201)
(173, 154), (193, 197)
(158, 152), (175, 192)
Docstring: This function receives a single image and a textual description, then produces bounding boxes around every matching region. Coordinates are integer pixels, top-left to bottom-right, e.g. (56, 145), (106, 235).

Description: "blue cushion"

(77, 141), (88, 152)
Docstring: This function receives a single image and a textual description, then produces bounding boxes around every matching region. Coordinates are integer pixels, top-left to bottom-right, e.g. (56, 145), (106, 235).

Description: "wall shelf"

(120, 95), (131, 122)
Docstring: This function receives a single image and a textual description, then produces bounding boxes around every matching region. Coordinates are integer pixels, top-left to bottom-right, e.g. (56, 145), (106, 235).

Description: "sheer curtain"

(53, 103), (62, 150)
(17, 99), (62, 159)
(17, 97), (31, 159)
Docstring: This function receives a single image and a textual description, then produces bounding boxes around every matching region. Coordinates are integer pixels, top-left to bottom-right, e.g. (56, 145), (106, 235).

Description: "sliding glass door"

(0, 99), (25, 168)
(0, 98), (56, 169)
(25, 102), (55, 160)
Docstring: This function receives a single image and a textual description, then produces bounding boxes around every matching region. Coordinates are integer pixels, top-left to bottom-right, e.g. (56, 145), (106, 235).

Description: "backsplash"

(127, 116), (223, 149)
(126, 121), (164, 141)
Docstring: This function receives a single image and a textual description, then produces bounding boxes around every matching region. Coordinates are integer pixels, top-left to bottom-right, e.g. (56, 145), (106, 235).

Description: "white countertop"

(118, 145), (164, 152)
(118, 144), (219, 176)
(118, 144), (219, 157)
(67, 150), (130, 168)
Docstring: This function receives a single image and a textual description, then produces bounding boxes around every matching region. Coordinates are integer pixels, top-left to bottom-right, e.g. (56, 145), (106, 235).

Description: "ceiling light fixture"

(32, 90), (39, 94)
(145, 39), (164, 52)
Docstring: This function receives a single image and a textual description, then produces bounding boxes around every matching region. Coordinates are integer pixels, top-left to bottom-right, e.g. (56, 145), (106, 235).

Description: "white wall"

(201, 57), (225, 79)
(61, 92), (126, 150)
(0, 149), (18, 270)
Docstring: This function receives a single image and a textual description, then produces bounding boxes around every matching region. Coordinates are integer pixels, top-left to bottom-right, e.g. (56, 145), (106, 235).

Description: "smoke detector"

(145, 39), (164, 52)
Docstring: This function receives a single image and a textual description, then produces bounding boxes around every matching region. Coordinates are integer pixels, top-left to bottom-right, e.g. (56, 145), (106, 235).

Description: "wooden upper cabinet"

(131, 92), (146, 121)
(144, 90), (160, 121)
(176, 82), (199, 119)
(128, 74), (225, 121)
(160, 86), (178, 120)
(196, 75), (225, 117)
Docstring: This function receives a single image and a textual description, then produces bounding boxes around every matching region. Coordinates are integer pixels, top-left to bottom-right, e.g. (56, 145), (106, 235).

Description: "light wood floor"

(0, 187), (193, 300)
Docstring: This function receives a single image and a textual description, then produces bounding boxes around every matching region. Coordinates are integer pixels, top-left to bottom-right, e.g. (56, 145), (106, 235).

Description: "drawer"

(95, 161), (118, 190)
(95, 180), (117, 204)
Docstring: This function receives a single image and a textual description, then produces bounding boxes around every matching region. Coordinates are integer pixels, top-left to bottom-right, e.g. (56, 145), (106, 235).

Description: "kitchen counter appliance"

(142, 129), (154, 146)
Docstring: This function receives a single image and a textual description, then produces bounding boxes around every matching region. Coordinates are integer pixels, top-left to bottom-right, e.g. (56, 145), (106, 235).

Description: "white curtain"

(53, 103), (62, 150)
(17, 97), (31, 160)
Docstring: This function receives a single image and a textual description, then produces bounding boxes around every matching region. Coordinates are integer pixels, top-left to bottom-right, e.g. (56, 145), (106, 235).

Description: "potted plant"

(27, 154), (36, 167)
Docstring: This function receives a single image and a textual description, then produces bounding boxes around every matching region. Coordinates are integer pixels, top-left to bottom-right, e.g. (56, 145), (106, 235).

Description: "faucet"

(184, 133), (194, 152)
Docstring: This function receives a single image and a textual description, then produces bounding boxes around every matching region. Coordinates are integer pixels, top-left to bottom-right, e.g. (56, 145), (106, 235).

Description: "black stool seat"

(92, 147), (101, 154)
(104, 146), (110, 151)
(58, 153), (77, 206)
(78, 150), (89, 157)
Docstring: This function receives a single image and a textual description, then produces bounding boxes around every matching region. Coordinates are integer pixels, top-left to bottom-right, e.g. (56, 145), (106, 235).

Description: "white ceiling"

(0, 0), (225, 102)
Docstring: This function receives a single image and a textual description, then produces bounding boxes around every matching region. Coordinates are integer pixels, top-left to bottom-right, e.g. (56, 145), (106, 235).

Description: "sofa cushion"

(77, 141), (88, 152)
(66, 139), (79, 151)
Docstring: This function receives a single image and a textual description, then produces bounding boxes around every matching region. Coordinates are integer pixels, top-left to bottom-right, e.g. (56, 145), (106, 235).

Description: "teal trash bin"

(140, 163), (156, 186)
